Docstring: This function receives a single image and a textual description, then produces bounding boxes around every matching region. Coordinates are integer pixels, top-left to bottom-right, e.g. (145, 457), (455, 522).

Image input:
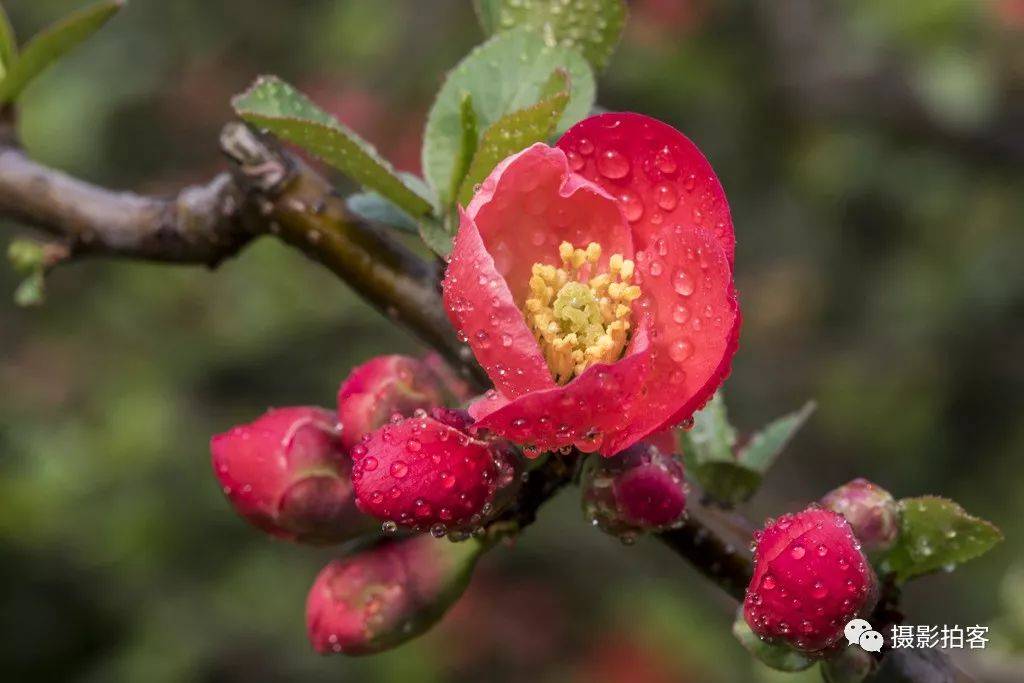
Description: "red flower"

(351, 409), (502, 530)
(210, 406), (372, 544)
(582, 437), (687, 537)
(306, 535), (483, 655)
(744, 507), (878, 653)
(337, 353), (469, 450)
(821, 478), (900, 556)
(443, 113), (740, 456)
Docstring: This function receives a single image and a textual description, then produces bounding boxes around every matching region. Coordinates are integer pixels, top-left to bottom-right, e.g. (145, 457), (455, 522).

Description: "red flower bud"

(821, 478), (899, 556)
(337, 354), (467, 450)
(210, 406), (372, 544)
(744, 507), (878, 653)
(306, 534), (483, 655)
(351, 410), (500, 531)
(581, 439), (687, 539)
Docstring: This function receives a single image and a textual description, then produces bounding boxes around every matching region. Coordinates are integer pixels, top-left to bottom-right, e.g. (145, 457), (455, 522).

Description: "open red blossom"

(744, 507), (878, 653)
(337, 354), (469, 450)
(442, 112), (740, 456)
(210, 406), (372, 544)
(351, 410), (500, 530)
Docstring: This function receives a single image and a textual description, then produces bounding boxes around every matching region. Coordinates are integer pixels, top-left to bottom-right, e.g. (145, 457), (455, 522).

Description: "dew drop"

(654, 146), (677, 174)
(654, 183), (678, 210)
(406, 439), (421, 453)
(596, 149), (630, 179)
(790, 545), (806, 559)
(390, 461), (408, 478)
(672, 304), (690, 324)
(578, 138), (594, 155)
(669, 338), (693, 362)
(672, 269), (695, 296)
(566, 150), (584, 171)
(619, 190), (643, 222)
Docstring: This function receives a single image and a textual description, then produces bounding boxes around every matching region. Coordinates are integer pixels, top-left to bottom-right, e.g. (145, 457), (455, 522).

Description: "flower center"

(524, 241), (640, 384)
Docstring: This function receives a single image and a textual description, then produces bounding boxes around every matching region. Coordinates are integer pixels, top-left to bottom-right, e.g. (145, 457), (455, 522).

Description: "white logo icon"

(859, 630), (884, 652)
(845, 618), (883, 652)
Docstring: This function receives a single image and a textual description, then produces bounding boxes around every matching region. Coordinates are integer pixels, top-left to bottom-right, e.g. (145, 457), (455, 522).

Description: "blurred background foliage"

(1, 1), (1022, 681)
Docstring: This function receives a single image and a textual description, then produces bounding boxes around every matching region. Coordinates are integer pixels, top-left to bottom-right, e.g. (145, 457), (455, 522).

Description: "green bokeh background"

(1, 1), (1022, 681)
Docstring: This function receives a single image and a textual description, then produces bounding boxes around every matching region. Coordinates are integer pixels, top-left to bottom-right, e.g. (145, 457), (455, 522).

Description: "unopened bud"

(744, 507), (878, 653)
(306, 534), (483, 655)
(337, 354), (467, 450)
(351, 409), (501, 530)
(582, 439), (687, 537)
(210, 406), (373, 544)
(821, 478), (899, 556)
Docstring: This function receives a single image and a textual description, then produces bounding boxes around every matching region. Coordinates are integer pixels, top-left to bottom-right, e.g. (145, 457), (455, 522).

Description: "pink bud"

(306, 534), (483, 655)
(582, 439), (687, 538)
(744, 507), (878, 653)
(821, 478), (899, 556)
(210, 406), (372, 544)
(337, 354), (467, 450)
(351, 410), (500, 530)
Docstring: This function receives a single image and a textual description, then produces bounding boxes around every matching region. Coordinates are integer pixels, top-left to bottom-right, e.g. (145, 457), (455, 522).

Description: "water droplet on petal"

(619, 190), (643, 222)
(596, 149), (630, 179)
(654, 183), (678, 210)
(672, 269), (695, 296)
(669, 338), (693, 362)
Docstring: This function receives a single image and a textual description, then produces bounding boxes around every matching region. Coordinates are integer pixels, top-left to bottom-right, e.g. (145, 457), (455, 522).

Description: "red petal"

(465, 143), (634, 306)
(443, 209), (556, 399)
(602, 224), (740, 455)
(556, 112), (735, 265)
(471, 323), (654, 455)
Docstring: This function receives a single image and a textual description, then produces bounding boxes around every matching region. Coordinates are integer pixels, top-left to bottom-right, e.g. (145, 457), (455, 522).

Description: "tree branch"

(0, 146), (254, 265)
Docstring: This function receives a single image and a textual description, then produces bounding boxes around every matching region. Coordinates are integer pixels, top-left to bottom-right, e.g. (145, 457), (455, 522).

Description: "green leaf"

(681, 394), (747, 505)
(737, 401), (816, 472)
(681, 395), (814, 505)
(881, 496), (1002, 582)
(0, 2), (16, 77)
(13, 269), (45, 307)
(422, 28), (595, 206)
(7, 238), (46, 273)
(731, 610), (814, 672)
(455, 69), (569, 207)
(686, 461), (762, 507)
(0, 0), (123, 103)
(346, 192), (419, 234)
(474, 0), (628, 71)
(233, 76), (434, 220)
(447, 92), (479, 207)
(680, 392), (736, 464)
(420, 215), (455, 258)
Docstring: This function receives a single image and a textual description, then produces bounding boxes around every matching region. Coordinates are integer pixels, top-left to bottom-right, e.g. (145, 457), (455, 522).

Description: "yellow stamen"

(524, 241), (641, 384)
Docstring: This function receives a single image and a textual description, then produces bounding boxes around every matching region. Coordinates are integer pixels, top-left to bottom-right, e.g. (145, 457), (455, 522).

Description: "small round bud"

(337, 354), (466, 450)
(210, 406), (372, 544)
(582, 439), (687, 537)
(821, 478), (899, 556)
(744, 507), (878, 653)
(306, 534), (483, 655)
(351, 410), (500, 530)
